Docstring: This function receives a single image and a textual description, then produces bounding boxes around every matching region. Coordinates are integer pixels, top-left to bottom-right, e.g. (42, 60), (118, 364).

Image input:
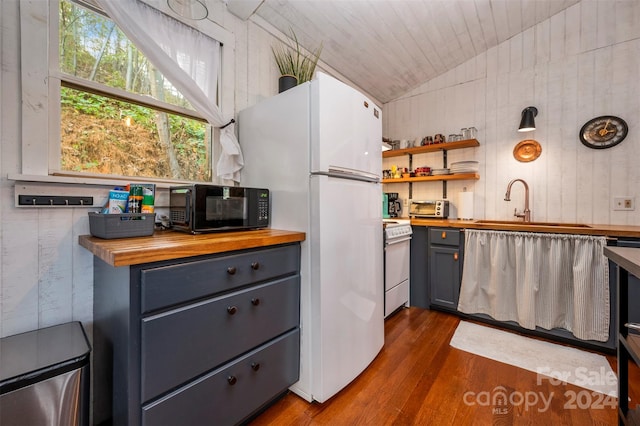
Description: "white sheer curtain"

(95, 0), (243, 182)
(458, 230), (609, 342)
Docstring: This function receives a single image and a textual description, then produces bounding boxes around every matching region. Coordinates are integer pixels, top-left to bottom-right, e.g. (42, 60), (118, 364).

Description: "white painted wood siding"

(0, 0), (375, 339)
(0, 1), (287, 338)
(1, 0), (638, 342)
(383, 1), (640, 226)
(254, 0), (582, 103)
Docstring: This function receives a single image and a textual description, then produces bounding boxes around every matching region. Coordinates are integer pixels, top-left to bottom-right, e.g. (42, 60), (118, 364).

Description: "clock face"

(580, 115), (628, 149)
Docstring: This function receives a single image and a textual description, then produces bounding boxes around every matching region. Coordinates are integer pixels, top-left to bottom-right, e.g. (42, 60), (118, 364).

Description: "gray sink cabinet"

(428, 227), (464, 312)
(409, 226), (464, 312)
(410, 225), (632, 352)
(92, 243), (301, 426)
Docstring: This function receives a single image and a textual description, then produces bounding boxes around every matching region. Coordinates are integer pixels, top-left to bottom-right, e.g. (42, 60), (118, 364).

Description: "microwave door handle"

(185, 190), (192, 224)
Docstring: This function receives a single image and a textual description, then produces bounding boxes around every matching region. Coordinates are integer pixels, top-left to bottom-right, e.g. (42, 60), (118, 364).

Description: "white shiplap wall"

(0, 1), (294, 338)
(1, 0), (638, 340)
(383, 0), (640, 226)
(253, 0), (582, 103)
(0, 0), (370, 339)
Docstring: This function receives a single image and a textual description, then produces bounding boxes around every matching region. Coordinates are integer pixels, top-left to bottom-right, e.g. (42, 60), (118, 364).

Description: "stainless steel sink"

(473, 220), (592, 228)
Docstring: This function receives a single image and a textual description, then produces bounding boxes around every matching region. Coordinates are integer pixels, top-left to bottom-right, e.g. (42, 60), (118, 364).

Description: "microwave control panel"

(257, 190), (270, 222)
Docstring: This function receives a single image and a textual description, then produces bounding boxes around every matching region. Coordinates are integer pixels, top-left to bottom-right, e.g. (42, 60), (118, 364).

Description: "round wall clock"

(580, 115), (628, 149)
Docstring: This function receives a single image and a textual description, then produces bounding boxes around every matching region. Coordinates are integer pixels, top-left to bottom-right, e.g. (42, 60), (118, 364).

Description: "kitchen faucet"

(504, 179), (531, 222)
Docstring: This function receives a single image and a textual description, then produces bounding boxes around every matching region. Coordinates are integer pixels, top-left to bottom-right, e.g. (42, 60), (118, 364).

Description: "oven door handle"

(385, 236), (412, 246)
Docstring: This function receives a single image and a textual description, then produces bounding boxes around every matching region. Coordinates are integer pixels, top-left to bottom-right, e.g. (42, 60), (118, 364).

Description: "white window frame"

(14, 0), (235, 188)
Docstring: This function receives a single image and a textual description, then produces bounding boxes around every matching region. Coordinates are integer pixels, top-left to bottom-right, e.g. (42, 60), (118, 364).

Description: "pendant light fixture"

(167, 0), (208, 20)
(518, 106), (538, 132)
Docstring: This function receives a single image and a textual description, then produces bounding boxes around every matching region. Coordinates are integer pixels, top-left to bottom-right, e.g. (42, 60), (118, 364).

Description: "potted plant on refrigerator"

(272, 29), (323, 93)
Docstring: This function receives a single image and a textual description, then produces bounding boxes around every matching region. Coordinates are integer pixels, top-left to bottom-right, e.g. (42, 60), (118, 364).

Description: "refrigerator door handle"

(312, 169), (380, 183)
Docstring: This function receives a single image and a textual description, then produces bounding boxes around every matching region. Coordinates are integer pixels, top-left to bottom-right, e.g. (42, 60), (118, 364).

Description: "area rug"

(450, 321), (617, 396)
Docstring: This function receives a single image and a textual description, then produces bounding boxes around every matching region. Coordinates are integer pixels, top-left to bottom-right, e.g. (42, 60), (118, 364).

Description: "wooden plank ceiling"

(225, 0), (581, 104)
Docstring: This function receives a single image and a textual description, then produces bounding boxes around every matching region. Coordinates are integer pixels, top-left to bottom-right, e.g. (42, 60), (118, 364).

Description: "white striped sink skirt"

(458, 229), (609, 342)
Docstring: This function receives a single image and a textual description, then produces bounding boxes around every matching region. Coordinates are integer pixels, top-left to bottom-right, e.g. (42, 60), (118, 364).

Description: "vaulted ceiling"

(223, 0), (581, 104)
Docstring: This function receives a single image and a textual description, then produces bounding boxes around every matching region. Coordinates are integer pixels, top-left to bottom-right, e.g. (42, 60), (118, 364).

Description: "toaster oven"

(409, 200), (449, 218)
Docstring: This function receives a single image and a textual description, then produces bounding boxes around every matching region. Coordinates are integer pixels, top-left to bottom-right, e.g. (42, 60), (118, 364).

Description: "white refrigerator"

(238, 72), (384, 403)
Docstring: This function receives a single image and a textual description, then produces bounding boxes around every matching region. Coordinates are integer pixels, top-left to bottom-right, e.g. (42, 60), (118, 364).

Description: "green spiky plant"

(272, 28), (323, 85)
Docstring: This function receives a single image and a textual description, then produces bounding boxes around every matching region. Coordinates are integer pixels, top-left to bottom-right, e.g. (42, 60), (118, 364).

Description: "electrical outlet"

(403, 198), (408, 206)
(613, 196), (635, 211)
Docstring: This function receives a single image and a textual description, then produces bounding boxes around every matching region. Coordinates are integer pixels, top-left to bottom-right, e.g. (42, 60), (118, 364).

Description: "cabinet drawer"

(140, 244), (300, 313)
(142, 329), (299, 426)
(429, 228), (460, 246)
(140, 276), (300, 402)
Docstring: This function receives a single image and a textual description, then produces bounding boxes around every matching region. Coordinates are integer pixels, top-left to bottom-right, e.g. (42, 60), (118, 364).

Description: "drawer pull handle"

(227, 306), (238, 315)
(251, 362), (260, 371)
(227, 266), (237, 275)
(453, 252), (459, 261)
(251, 298), (261, 306)
(441, 231), (447, 239)
(251, 262), (260, 270)
(227, 375), (237, 385)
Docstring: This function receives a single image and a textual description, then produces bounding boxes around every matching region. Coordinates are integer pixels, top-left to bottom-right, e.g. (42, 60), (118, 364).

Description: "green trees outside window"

(59, 0), (212, 181)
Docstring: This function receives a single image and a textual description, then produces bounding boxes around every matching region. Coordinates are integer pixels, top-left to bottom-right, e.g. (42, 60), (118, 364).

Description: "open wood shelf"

(382, 138), (480, 199)
(622, 333), (640, 366)
(382, 173), (479, 184)
(382, 139), (479, 158)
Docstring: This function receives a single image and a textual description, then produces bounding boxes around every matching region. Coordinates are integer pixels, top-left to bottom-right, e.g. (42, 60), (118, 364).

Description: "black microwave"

(169, 184), (270, 233)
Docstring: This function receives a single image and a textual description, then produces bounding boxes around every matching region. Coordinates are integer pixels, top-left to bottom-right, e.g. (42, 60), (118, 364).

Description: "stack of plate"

(431, 168), (450, 176)
(450, 161), (479, 174)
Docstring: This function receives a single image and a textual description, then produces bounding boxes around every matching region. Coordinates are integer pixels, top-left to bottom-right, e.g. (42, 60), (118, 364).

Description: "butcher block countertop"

(408, 218), (640, 238)
(79, 229), (306, 267)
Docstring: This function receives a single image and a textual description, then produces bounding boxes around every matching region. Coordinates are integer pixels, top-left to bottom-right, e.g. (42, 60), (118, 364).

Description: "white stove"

(383, 219), (412, 317)
(384, 219), (412, 241)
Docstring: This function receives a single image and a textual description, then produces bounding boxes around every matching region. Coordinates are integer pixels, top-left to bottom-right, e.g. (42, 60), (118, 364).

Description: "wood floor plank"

(249, 308), (618, 425)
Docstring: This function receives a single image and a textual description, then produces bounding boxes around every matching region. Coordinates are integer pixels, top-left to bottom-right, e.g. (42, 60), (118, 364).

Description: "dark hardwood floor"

(249, 307), (624, 425)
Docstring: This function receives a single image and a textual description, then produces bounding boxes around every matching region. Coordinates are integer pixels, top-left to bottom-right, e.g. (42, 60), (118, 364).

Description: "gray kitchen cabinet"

(93, 243), (301, 426)
(409, 226), (428, 308)
(428, 227), (464, 312)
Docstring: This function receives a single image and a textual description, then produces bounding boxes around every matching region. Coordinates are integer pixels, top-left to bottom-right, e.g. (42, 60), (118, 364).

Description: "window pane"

(58, 0), (213, 182)
(59, 0), (193, 110)
(61, 87), (211, 181)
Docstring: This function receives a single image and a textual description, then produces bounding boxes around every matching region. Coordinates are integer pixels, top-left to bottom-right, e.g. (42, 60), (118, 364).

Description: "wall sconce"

(518, 106), (538, 132)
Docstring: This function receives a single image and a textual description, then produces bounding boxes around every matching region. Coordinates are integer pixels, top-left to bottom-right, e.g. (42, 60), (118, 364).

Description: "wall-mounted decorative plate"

(513, 139), (542, 162)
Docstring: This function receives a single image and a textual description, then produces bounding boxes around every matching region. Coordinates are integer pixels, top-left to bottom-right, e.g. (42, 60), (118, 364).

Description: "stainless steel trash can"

(0, 321), (91, 426)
